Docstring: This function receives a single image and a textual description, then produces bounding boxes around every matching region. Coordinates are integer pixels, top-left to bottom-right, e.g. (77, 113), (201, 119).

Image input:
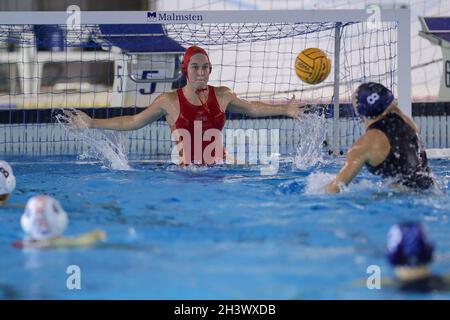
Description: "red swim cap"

(181, 45), (212, 76)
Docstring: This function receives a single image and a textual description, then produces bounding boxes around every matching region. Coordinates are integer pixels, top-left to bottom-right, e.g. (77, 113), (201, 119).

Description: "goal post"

(0, 9), (410, 157)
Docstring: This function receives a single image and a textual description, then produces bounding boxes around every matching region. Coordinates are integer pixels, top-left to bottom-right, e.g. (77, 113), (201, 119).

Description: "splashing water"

(55, 110), (131, 171)
(304, 172), (336, 195)
(304, 172), (405, 195)
(293, 111), (327, 170)
(277, 179), (303, 194)
(304, 172), (381, 195)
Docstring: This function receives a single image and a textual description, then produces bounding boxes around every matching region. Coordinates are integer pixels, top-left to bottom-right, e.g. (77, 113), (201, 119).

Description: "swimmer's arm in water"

(325, 134), (373, 193)
(46, 229), (106, 248)
(15, 229), (107, 249)
(68, 94), (168, 131)
(221, 87), (306, 119)
(0, 200), (25, 209)
(0, 194), (9, 205)
(1, 195), (25, 209)
(351, 277), (395, 288)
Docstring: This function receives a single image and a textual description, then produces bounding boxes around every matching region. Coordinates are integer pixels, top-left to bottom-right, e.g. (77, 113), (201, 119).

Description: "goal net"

(0, 10), (409, 159)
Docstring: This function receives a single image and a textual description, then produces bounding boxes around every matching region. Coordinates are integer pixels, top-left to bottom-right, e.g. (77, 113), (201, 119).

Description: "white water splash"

(348, 179), (380, 192)
(55, 110), (131, 171)
(293, 111), (327, 170)
(305, 172), (395, 195)
(304, 172), (336, 195)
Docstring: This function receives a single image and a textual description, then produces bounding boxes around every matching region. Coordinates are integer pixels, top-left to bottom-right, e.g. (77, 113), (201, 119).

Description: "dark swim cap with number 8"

(355, 82), (394, 118)
(386, 222), (434, 267)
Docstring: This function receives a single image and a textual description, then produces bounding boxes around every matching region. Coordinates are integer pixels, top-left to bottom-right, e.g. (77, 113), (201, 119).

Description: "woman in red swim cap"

(70, 45), (305, 165)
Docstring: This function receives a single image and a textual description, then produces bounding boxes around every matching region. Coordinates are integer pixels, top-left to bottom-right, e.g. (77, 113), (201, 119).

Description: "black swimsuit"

(365, 113), (434, 189)
(396, 274), (450, 293)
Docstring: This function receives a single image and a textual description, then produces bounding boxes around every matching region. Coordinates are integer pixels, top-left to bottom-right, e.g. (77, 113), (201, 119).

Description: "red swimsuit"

(172, 86), (226, 165)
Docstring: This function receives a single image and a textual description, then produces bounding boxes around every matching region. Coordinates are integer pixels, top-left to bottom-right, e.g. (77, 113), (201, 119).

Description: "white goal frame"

(0, 9), (411, 155)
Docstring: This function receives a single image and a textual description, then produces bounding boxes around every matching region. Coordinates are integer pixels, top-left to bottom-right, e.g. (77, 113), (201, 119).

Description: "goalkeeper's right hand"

(66, 109), (93, 129)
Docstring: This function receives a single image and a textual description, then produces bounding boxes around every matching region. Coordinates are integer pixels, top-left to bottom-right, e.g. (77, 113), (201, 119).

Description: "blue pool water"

(0, 156), (449, 299)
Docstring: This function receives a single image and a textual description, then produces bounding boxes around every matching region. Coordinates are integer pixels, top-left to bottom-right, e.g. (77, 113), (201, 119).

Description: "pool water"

(0, 156), (449, 299)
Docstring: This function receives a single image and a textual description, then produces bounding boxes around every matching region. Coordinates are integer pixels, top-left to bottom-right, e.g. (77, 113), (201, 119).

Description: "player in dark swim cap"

(354, 82), (395, 118)
(386, 222), (450, 293)
(326, 82), (434, 193)
(0, 160), (16, 205)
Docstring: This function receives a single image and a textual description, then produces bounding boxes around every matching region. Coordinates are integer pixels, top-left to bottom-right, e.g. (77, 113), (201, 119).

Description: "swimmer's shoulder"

(156, 91), (180, 117)
(147, 91), (179, 111)
(161, 90), (178, 102)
